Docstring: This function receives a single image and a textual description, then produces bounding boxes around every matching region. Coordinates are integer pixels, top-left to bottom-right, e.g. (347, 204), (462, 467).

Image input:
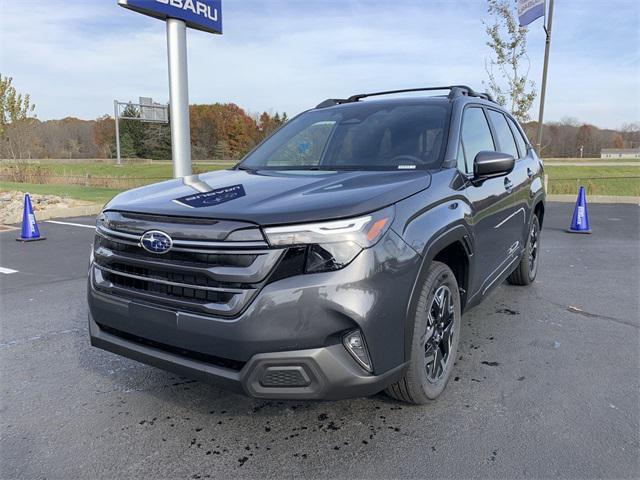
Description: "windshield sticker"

(172, 184), (246, 208)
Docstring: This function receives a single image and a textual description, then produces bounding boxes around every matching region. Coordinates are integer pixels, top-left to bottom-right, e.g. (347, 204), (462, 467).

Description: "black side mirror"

(473, 151), (515, 179)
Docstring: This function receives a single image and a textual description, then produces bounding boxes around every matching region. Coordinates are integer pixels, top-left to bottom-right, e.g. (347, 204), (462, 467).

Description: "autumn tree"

(611, 133), (625, 149)
(93, 115), (116, 158)
(575, 124), (597, 157)
(189, 103), (287, 160)
(257, 111), (288, 140)
(0, 74), (37, 159)
(620, 122), (640, 149)
(483, 0), (537, 122)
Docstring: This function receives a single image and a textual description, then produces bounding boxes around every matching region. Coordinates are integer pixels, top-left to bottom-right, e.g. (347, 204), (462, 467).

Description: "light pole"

(114, 100), (122, 166)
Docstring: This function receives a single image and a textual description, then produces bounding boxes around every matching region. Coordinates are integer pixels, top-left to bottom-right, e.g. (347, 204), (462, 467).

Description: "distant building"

(600, 148), (640, 159)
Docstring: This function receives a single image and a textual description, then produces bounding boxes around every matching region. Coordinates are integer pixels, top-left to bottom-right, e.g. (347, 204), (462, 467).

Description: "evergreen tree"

(119, 103), (145, 158)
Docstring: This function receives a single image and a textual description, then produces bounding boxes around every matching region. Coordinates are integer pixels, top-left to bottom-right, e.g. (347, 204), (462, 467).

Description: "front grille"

(96, 235), (257, 268)
(99, 266), (236, 304)
(92, 211), (284, 317)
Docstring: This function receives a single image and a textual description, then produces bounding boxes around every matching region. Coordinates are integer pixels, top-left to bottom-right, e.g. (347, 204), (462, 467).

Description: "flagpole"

(535, 0), (554, 154)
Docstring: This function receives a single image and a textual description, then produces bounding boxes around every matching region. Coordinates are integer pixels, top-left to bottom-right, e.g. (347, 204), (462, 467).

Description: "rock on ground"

(0, 191), (99, 225)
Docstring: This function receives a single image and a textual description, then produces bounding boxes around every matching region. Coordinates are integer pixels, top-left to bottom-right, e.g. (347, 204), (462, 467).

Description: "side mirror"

(473, 151), (515, 179)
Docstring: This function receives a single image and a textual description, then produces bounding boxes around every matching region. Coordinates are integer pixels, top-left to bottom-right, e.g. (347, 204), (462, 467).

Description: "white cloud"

(1, 0), (638, 128)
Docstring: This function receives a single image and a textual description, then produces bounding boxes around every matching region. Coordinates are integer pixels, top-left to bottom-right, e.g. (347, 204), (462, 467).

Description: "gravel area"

(0, 190), (97, 225)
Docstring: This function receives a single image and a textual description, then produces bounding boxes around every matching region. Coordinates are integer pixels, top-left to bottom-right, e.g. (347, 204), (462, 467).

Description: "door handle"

(504, 177), (513, 191)
(527, 168), (534, 178)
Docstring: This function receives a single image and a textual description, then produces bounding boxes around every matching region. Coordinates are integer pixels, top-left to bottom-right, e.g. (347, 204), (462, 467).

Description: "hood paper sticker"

(173, 184), (246, 208)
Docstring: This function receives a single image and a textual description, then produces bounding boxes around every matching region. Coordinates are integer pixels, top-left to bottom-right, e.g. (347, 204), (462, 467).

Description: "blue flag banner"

(517, 0), (545, 27)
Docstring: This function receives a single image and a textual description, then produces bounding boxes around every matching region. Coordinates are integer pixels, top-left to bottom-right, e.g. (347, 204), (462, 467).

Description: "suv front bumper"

(88, 229), (420, 400)
(89, 312), (407, 400)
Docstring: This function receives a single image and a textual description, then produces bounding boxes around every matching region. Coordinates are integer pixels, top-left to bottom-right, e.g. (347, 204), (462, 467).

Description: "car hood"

(104, 168), (432, 225)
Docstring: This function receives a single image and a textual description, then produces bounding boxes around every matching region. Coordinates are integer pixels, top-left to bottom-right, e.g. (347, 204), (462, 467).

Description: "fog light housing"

(343, 330), (373, 373)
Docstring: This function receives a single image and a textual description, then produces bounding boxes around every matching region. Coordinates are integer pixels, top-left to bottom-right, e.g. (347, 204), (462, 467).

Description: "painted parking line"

(0, 267), (19, 275)
(46, 220), (96, 229)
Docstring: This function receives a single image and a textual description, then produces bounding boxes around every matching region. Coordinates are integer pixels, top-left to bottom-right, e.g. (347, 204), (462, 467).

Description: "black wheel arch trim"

(402, 223), (471, 363)
(531, 193), (546, 228)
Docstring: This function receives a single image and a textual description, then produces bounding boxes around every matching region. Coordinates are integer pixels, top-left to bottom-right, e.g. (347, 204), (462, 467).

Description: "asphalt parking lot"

(1, 202), (638, 479)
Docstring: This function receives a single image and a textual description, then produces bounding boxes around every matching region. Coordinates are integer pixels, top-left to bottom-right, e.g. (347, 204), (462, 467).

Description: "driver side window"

(460, 107), (496, 174)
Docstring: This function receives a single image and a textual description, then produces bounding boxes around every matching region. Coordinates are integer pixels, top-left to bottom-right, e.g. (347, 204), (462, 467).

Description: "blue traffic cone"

(566, 186), (592, 234)
(16, 193), (46, 242)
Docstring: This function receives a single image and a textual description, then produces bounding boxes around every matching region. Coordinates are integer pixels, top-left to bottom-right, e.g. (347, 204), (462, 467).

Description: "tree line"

(1, 73), (638, 161)
(1, 74), (289, 161)
(91, 103), (288, 161)
(522, 120), (639, 158)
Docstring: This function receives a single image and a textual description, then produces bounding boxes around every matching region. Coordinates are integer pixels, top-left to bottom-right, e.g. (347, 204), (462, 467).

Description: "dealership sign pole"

(517, 0), (554, 154)
(118, 0), (223, 178)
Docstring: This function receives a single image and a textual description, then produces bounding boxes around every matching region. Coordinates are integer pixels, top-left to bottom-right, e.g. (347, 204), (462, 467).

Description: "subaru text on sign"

(118, 0), (222, 34)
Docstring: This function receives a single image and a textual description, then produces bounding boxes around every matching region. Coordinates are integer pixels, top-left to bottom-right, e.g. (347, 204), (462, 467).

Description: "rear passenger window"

(487, 110), (519, 159)
(461, 107), (495, 173)
(507, 116), (528, 158)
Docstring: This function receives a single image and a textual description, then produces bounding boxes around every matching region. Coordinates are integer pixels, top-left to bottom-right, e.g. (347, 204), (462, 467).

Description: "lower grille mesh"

(260, 368), (311, 387)
(98, 323), (246, 371)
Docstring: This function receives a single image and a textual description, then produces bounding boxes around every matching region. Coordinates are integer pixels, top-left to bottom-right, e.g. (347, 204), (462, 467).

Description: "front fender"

(391, 189), (473, 363)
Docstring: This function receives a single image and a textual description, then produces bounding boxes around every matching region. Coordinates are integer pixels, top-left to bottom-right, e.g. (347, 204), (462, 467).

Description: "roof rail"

(315, 98), (352, 108)
(315, 85), (496, 108)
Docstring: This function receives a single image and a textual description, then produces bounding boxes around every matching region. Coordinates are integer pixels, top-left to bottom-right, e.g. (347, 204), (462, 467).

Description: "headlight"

(263, 206), (394, 273)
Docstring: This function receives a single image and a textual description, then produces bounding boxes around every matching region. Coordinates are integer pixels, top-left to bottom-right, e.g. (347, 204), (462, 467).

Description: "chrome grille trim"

(172, 238), (268, 249)
(94, 264), (248, 294)
(97, 225), (140, 241)
(96, 225), (269, 249)
(95, 229), (139, 247)
(92, 268), (253, 316)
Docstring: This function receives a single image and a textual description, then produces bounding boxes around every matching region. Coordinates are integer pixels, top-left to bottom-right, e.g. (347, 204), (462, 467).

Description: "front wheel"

(507, 214), (540, 286)
(385, 261), (461, 404)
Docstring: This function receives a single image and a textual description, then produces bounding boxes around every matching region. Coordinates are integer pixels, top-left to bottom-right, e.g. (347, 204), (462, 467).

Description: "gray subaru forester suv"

(88, 86), (545, 404)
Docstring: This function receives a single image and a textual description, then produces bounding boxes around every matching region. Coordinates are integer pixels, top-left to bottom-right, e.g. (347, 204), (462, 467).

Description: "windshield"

(239, 102), (450, 171)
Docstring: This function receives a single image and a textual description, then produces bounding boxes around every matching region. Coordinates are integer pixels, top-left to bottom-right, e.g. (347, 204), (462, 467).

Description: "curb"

(547, 194), (640, 204)
(35, 204), (104, 220)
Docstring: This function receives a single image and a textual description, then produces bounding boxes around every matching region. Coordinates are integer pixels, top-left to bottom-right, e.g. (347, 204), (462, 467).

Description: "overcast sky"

(1, 0), (638, 129)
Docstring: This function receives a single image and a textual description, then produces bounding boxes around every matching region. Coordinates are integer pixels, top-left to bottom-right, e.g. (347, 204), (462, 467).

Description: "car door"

(485, 109), (529, 250)
(460, 106), (520, 298)
(505, 114), (541, 241)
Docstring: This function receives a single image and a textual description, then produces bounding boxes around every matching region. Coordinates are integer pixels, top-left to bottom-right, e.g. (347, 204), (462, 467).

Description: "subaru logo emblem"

(140, 230), (173, 254)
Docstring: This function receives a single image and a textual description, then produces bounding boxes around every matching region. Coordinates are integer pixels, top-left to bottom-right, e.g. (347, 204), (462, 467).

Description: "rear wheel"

(508, 215), (540, 286)
(385, 261), (461, 404)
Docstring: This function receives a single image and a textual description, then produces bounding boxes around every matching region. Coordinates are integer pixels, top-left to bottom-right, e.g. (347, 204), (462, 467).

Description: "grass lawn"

(0, 181), (123, 205)
(545, 165), (640, 196)
(544, 157), (640, 163)
(1, 163), (638, 201)
(26, 162), (232, 179)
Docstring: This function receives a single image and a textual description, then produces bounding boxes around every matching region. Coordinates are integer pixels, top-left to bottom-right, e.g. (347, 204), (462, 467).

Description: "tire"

(507, 214), (540, 286)
(385, 261), (461, 404)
